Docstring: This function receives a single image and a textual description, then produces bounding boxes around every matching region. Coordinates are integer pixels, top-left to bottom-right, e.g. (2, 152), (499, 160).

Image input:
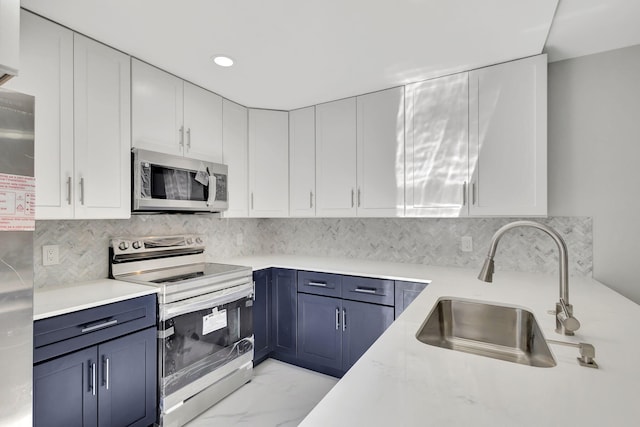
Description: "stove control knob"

(118, 241), (129, 251)
(186, 237), (193, 245)
(132, 241), (142, 250)
(195, 237), (203, 245)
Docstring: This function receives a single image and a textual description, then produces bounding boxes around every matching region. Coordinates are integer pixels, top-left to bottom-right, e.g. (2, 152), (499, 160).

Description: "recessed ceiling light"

(212, 55), (234, 67)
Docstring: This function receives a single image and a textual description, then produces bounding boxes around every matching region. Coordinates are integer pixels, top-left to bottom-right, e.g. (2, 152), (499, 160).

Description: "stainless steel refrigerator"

(0, 87), (35, 426)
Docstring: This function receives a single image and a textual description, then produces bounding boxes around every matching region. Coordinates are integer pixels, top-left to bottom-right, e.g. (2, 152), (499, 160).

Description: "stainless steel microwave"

(132, 148), (228, 213)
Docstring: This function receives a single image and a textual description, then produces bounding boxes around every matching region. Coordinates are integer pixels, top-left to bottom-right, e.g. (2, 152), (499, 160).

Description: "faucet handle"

(556, 299), (581, 335)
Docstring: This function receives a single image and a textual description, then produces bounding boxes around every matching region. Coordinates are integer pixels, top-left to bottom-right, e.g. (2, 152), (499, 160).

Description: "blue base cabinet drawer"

(342, 276), (394, 306)
(297, 271), (342, 297)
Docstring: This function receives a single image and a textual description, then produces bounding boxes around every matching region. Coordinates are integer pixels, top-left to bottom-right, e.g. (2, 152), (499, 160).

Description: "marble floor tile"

(185, 359), (338, 427)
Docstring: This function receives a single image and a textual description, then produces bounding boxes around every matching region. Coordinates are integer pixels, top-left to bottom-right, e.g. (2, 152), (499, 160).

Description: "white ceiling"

(19, 0), (640, 110)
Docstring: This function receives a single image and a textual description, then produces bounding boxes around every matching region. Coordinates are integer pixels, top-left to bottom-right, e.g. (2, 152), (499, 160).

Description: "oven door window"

(161, 296), (252, 396)
(145, 164), (209, 201)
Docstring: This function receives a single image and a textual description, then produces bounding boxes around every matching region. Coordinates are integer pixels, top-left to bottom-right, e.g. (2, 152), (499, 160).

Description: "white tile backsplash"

(34, 215), (592, 288)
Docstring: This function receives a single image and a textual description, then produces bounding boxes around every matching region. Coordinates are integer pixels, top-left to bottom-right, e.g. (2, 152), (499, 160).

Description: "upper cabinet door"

(356, 87), (405, 217)
(5, 11), (74, 219)
(469, 55), (547, 216)
(222, 99), (249, 217)
(183, 82), (223, 163)
(248, 109), (289, 217)
(73, 34), (131, 219)
(405, 73), (469, 217)
(315, 98), (357, 217)
(289, 106), (316, 217)
(131, 59), (184, 157)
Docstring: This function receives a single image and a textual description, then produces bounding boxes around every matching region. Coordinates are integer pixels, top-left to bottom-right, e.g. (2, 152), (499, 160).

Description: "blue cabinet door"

(98, 327), (157, 427)
(272, 268), (297, 357)
(34, 346), (98, 427)
(394, 281), (428, 318)
(297, 293), (342, 370)
(342, 299), (394, 371)
(253, 268), (273, 364)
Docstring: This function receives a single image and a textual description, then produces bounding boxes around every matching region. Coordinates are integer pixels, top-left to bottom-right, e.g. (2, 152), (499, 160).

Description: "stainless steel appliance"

(109, 235), (253, 427)
(132, 148), (229, 213)
(0, 88), (35, 426)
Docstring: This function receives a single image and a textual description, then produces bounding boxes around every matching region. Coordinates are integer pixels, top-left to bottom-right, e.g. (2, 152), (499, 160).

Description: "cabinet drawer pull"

(335, 308), (340, 330)
(307, 281), (327, 287)
(81, 319), (118, 333)
(354, 287), (377, 294)
(186, 127), (191, 149)
(351, 189), (355, 208)
(357, 188), (361, 207)
(472, 182), (477, 205)
(310, 191), (313, 208)
(179, 126), (184, 148)
(342, 308), (347, 331)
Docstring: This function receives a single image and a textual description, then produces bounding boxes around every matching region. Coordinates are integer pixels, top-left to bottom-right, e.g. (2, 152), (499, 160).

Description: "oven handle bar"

(161, 282), (253, 321)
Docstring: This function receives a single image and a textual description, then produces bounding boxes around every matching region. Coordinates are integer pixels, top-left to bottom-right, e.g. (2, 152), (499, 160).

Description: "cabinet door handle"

(354, 287), (377, 294)
(335, 308), (340, 330)
(462, 181), (467, 206)
(357, 188), (361, 207)
(351, 189), (355, 208)
(103, 356), (110, 390)
(79, 177), (85, 205)
(66, 177), (72, 205)
(472, 182), (477, 205)
(89, 362), (96, 396)
(251, 192), (254, 210)
(307, 281), (327, 287)
(342, 308), (347, 331)
(81, 319), (118, 333)
(179, 126), (184, 148)
(186, 128), (191, 150)
(310, 191), (313, 209)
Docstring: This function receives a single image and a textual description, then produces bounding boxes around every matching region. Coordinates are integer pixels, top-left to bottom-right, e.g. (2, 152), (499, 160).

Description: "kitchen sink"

(416, 298), (556, 367)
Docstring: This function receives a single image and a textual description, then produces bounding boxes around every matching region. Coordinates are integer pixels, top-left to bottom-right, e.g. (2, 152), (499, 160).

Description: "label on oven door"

(203, 308), (227, 335)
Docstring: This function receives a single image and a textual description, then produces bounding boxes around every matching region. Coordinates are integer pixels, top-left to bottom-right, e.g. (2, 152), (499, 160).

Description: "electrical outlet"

(43, 245), (59, 266)
(236, 233), (243, 246)
(461, 236), (473, 252)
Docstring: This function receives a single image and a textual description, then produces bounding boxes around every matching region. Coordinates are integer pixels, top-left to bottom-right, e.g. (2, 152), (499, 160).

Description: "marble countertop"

(33, 279), (158, 320)
(218, 255), (640, 426)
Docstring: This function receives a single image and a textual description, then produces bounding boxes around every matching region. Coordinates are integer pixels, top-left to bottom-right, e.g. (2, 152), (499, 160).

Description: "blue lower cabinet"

(342, 299), (394, 371)
(34, 346), (98, 427)
(272, 268), (297, 358)
(33, 327), (156, 427)
(297, 293), (342, 371)
(394, 281), (429, 318)
(253, 269), (273, 364)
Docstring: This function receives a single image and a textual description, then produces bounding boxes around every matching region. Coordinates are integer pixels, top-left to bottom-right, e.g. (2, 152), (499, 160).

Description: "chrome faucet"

(477, 220), (581, 336)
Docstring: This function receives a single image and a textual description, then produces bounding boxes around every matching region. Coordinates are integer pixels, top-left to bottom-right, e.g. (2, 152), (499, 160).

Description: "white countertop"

(218, 255), (640, 426)
(33, 279), (158, 320)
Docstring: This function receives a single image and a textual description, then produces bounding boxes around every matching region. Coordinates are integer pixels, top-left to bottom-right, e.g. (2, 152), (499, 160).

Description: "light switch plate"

(461, 236), (473, 252)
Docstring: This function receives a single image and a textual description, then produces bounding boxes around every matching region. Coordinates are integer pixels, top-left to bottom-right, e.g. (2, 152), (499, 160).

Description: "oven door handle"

(161, 282), (253, 320)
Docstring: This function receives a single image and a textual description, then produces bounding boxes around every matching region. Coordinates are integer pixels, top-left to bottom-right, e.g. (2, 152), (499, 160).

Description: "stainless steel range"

(109, 235), (254, 427)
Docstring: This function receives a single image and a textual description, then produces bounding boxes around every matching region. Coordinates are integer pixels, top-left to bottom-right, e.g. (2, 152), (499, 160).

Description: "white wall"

(548, 44), (640, 303)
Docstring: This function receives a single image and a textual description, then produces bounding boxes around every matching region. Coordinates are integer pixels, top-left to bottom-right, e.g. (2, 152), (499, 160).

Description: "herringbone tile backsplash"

(35, 216), (592, 289)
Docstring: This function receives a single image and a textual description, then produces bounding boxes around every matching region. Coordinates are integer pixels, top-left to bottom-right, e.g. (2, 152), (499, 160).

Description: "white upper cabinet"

(405, 73), (469, 217)
(73, 34), (131, 219)
(289, 106), (316, 217)
(315, 97), (357, 217)
(248, 109), (289, 217)
(183, 81), (223, 162)
(7, 11), (130, 219)
(131, 59), (183, 157)
(356, 87), (405, 217)
(5, 10), (74, 219)
(132, 59), (223, 162)
(222, 99), (249, 218)
(469, 54), (547, 216)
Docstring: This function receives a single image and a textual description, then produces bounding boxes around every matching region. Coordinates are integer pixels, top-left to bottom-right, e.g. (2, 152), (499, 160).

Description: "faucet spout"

(477, 220), (579, 336)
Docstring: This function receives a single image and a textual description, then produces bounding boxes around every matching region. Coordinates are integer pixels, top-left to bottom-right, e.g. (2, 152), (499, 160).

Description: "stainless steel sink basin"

(416, 298), (556, 368)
